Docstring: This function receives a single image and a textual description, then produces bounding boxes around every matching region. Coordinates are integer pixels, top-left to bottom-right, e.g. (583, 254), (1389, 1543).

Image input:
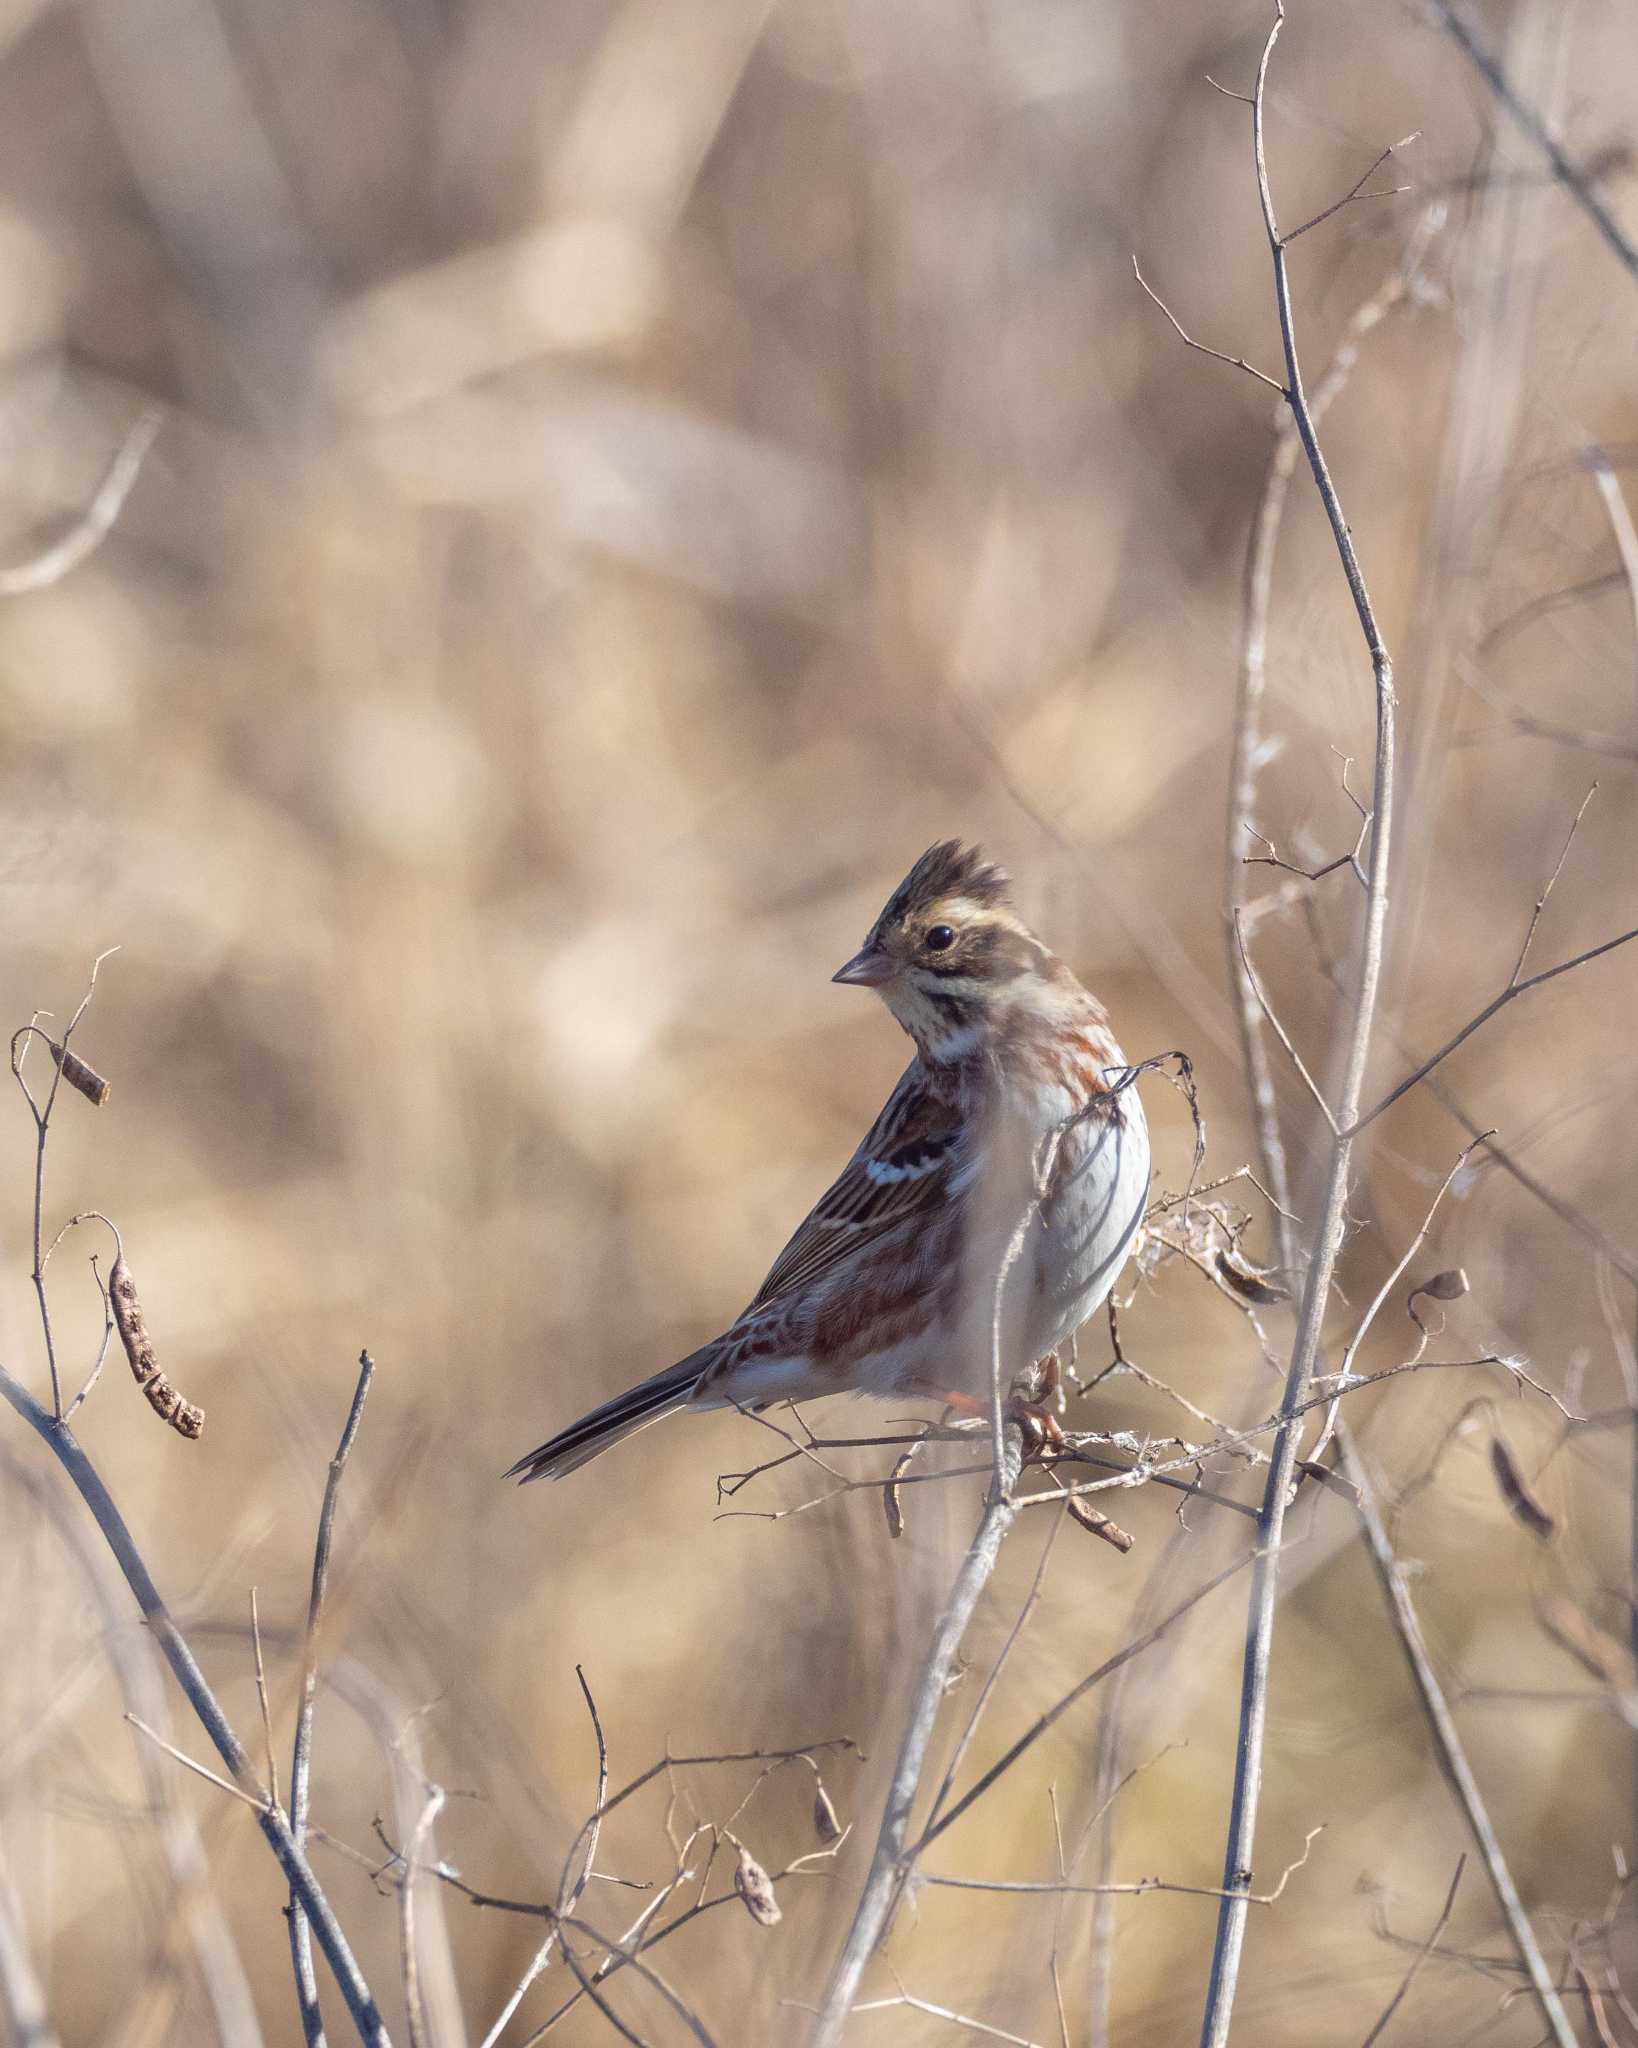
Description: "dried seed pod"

(812, 1783), (843, 1846)
(109, 1256), (204, 1440)
(48, 1039), (111, 1108)
(1067, 1497), (1136, 1553)
(1488, 1434), (1553, 1540)
(1213, 1246), (1288, 1306)
(733, 1844), (782, 1927)
(1419, 1268), (1470, 1302)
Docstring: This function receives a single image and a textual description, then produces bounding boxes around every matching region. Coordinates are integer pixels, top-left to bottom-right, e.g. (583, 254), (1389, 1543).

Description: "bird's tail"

(505, 1347), (714, 1482)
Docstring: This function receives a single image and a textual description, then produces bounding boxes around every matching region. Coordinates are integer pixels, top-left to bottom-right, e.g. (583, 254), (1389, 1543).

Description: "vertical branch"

(812, 1098), (1106, 2039)
(1224, 212), (1441, 1224)
(808, 1427), (1023, 2048)
(290, 1352), (377, 2048)
(1200, 14), (1401, 2042)
(1211, 19), (1578, 2048)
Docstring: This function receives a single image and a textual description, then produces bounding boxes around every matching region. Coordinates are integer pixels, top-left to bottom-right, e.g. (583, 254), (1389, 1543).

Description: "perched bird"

(508, 842), (1151, 1482)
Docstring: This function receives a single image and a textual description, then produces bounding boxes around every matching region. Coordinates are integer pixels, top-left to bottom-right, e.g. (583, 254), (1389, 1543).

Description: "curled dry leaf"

(1488, 1434), (1554, 1541)
(1213, 1245), (1289, 1306)
(733, 1843), (782, 1927)
(48, 1038), (111, 1107)
(109, 1256), (204, 1440)
(812, 1782), (843, 1845)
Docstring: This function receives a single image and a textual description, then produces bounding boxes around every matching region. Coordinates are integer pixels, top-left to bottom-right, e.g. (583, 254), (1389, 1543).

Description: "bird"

(508, 841), (1151, 1482)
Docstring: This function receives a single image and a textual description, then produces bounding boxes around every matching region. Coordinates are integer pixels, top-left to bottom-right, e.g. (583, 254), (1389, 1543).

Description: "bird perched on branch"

(508, 842), (1150, 1482)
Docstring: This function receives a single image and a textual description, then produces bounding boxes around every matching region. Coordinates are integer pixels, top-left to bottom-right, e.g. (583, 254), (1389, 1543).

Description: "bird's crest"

(878, 841), (1011, 926)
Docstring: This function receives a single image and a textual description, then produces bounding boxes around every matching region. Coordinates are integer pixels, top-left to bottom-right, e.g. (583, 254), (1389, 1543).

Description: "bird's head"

(833, 841), (1057, 1061)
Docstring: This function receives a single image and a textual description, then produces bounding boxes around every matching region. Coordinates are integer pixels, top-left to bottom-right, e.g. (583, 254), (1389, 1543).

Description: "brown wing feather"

(746, 1061), (964, 1311)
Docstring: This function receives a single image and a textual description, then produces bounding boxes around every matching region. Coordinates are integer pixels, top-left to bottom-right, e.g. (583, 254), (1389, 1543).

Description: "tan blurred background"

(2, 0), (1637, 2040)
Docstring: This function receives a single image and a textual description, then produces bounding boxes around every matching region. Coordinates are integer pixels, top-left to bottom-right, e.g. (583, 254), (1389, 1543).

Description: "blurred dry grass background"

(2, 0), (1637, 2041)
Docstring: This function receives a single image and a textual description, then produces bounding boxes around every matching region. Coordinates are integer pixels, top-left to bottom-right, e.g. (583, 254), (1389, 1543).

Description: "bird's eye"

(924, 924), (956, 953)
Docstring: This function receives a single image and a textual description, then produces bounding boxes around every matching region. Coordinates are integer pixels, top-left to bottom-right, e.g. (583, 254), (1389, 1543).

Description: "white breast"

(1028, 1085), (1150, 1357)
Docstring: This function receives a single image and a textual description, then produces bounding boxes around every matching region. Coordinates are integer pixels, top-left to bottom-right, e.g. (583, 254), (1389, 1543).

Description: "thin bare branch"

(1215, 53), (1582, 2048)
(846, 1990), (1045, 2047)
(917, 1825), (1323, 1907)
(1283, 137), (1418, 243)
(915, 1547), (1261, 1857)
(126, 1713), (271, 1813)
(1202, 11), (1418, 2040)
(1232, 912), (1338, 1129)
(0, 408), (161, 597)
(1510, 785), (1598, 987)
(0, 1377), (396, 2045)
(1307, 1134), (1491, 1470)
(1131, 255), (1286, 396)
(1360, 1856), (1466, 2046)
(1343, 1440), (1575, 2042)
(290, 1351), (376, 2048)
(1348, 917), (1638, 1137)
(1431, 0), (1638, 284)
(808, 1427), (1024, 2047)
(251, 1587), (279, 1815)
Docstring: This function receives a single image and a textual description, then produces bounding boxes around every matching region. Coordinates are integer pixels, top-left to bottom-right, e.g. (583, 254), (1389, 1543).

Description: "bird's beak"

(832, 944), (895, 988)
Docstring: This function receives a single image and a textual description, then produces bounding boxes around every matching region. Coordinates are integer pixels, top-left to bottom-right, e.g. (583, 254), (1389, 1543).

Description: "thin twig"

(1306, 1134), (1491, 1471)
(1431, 0), (1638, 283)
(126, 1713), (271, 1812)
(1231, 912), (1337, 1129)
(289, 1352), (378, 2048)
(845, 1990), (1044, 2046)
(0, 1373), (393, 2045)
(926, 1508), (1067, 1835)
(1283, 138), (1416, 244)
(1200, 15), (1404, 2041)
(1131, 255), (1286, 396)
(914, 1548), (1262, 1857)
(915, 1824), (1323, 1906)
(12, 951), (119, 1418)
(0, 408), (161, 597)
(1347, 918), (1638, 1136)
(1215, 79), (1582, 2048)
(1342, 1441), (1575, 2042)
(808, 1427), (1024, 2047)
(251, 1587), (279, 1814)
(1359, 1856), (1466, 2047)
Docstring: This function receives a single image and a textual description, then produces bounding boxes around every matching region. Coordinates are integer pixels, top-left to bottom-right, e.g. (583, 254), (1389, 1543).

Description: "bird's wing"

(745, 1060), (967, 1311)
